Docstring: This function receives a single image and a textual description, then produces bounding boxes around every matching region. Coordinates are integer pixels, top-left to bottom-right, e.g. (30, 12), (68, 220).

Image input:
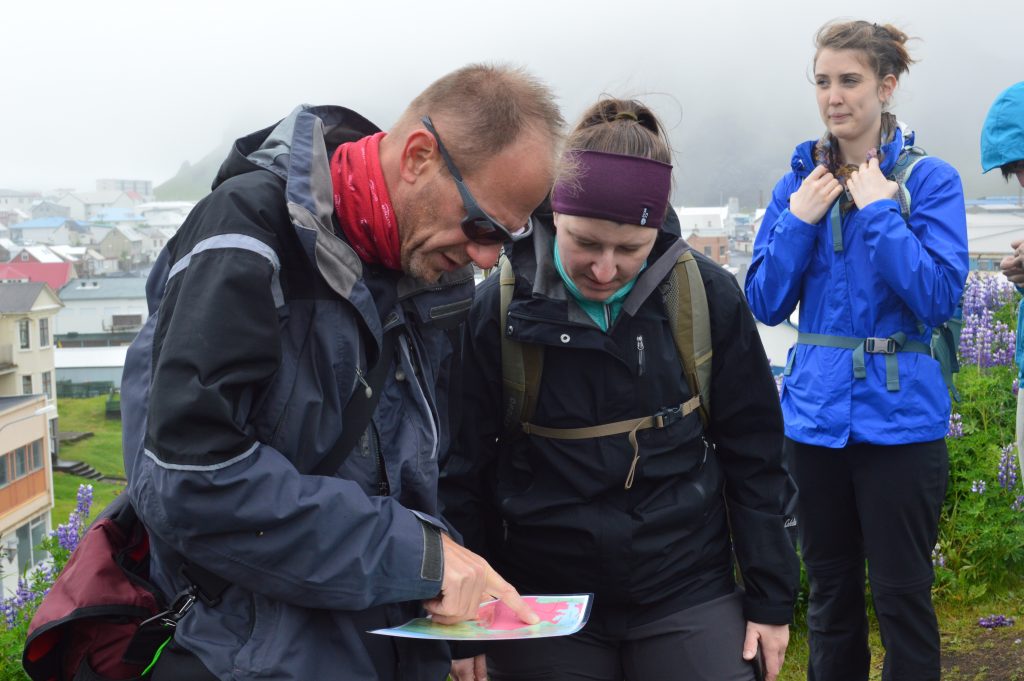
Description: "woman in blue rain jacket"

(744, 20), (967, 681)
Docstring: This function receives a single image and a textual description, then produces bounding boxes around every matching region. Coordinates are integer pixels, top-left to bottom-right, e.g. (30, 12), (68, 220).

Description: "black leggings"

(486, 591), (760, 681)
(788, 438), (948, 681)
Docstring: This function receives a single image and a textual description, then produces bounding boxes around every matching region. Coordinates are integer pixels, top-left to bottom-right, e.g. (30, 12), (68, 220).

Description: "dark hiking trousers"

(788, 438), (948, 681)
(487, 591), (761, 681)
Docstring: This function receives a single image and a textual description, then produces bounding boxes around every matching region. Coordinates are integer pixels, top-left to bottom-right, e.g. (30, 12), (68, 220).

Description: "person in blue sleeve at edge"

(119, 64), (564, 681)
(982, 81), (1024, 484)
(745, 20), (968, 681)
(442, 98), (799, 681)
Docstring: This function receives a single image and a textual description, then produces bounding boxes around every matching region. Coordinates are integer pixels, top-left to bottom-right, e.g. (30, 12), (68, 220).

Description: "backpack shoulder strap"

(663, 249), (712, 427)
(499, 256), (544, 433)
(889, 147), (927, 219)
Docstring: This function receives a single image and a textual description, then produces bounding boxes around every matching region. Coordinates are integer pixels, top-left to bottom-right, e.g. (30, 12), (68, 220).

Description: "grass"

(55, 396), (126, 477)
(52, 395), (126, 525)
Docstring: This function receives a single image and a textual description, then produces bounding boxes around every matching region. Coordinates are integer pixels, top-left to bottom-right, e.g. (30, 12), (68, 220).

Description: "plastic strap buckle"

(653, 405), (683, 429)
(864, 337), (896, 354)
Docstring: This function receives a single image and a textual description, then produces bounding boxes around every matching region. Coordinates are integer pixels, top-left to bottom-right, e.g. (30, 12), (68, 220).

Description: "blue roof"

(10, 217), (72, 229)
(91, 209), (145, 223)
(58, 277), (148, 300)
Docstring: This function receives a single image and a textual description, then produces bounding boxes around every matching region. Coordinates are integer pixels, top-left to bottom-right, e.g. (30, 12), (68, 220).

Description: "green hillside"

(153, 142), (231, 201)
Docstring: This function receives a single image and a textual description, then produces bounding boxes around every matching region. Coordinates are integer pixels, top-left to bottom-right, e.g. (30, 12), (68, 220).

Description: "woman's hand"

(846, 157), (899, 210)
(450, 655), (488, 681)
(789, 164), (843, 224)
(743, 622), (789, 681)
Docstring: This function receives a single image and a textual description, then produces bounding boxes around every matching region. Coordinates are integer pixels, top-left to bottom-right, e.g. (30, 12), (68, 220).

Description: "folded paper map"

(370, 594), (593, 641)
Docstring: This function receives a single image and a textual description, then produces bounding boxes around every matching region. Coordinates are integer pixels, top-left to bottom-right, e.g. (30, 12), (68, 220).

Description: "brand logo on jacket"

(640, 207), (650, 226)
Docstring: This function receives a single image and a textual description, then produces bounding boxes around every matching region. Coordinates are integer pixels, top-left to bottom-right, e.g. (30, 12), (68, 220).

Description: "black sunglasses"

(421, 116), (533, 246)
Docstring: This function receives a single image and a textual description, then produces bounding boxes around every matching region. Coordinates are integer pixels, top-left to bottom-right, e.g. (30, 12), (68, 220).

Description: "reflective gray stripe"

(168, 234), (285, 308)
(143, 441), (259, 471)
(399, 335), (439, 462)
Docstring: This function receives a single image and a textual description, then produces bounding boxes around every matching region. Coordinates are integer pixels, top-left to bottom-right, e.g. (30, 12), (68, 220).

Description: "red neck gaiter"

(330, 132), (401, 270)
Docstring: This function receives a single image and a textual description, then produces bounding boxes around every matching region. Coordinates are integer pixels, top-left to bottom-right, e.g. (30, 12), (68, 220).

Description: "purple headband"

(551, 150), (673, 228)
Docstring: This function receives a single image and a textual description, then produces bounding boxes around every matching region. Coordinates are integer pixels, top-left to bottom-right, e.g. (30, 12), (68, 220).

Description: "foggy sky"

(2, 0), (1021, 207)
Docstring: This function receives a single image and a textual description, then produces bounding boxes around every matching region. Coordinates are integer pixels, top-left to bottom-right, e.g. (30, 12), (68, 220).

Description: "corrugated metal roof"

(58, 278), (147, 300)
(0, 281), (46, 313)
(55, 346), (129, 369)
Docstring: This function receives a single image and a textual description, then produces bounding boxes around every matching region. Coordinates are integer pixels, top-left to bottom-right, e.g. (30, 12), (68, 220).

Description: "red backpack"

(22, 495), (226, 681)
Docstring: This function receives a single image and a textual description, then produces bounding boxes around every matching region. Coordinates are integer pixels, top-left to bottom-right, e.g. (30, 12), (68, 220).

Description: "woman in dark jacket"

(442, 99), (799, 681)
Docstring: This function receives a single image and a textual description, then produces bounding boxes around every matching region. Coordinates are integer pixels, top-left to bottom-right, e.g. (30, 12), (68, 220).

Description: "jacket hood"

(212, 105), (379, 189)
(210, 105), (474, 325)
(790, 123), (915, 177)
(981, 82), (1024, 173)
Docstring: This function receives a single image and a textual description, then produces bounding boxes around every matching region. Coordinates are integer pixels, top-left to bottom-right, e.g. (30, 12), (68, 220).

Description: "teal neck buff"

(553, 237), (644, 332)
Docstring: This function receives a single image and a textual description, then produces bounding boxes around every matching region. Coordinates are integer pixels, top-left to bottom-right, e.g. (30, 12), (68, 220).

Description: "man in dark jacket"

(121, 64), (564, 681)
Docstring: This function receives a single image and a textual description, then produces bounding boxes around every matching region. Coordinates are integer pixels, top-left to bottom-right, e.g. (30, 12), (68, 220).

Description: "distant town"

(0, 176), (1020, 593)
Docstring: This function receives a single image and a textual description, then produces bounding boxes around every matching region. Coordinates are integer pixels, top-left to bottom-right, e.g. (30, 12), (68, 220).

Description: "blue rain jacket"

(745, 127), (969, 447)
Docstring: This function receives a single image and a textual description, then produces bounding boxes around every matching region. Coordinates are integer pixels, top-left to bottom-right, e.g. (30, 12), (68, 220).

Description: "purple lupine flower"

(1014, 377), (1020, 396)
(76, 484), (93, 519)
(999, 444), (1020, 490)
(958, 308), (1016, 368)
(946, 412), (963, 439)
(930, 542), (946, 568)
(1013, 495), (1024, 512)
(962, 272), (1018, 317)
(971, 480), (987, 494)
(978, 614), (1016, 628)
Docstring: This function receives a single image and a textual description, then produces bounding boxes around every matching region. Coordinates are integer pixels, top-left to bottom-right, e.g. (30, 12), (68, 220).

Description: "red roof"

(0, 262), (75, 291)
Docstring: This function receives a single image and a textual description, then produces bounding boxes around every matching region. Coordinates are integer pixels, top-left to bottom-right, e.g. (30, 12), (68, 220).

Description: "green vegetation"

(55, 396), (126, 477)
(50, 474), (122, 529)
(153, 142), (229, 201)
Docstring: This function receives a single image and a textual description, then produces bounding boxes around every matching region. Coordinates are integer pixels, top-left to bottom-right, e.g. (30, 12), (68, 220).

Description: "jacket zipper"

(370, 421), (389, 496)
(636, 334), (645, 376)
(399, 334), (440, 461)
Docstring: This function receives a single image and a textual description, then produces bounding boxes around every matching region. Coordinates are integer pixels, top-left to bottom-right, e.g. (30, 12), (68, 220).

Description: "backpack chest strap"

(520, 395), (702, 490)
(788, 331), (930, 391)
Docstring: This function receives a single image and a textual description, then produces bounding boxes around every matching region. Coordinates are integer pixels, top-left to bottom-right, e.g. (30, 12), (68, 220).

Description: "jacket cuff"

(450, 641), (488, 660)
(419, 520), (444, 582)
(742, 599), (795, 626)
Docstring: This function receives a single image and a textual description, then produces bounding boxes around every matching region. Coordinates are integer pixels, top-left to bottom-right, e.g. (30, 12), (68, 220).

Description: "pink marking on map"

(476, 598), (566, 631)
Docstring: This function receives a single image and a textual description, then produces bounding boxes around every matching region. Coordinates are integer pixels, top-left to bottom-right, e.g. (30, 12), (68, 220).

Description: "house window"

(719, 245), (727, 256)
(42, 371), (52, 400)
(18, 319), (30, 349)
(31, 440), (43, 470)
(0, 453), (8, 487)
(16, 513), (49, 574)
(39, 318), (50, 347)
(704, 246), (712, 256)
(22, 375), (32, 395)
(14, 446), (26, 478)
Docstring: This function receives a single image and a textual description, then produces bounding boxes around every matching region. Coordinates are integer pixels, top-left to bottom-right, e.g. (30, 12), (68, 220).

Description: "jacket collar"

(791, 122), (915, 176)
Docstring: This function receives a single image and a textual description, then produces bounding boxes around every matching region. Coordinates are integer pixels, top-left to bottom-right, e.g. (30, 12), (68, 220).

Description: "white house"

(7, 218), (74, 246)
(136, 201), (195, 230)
(57, 191), (137, 221)
(675, 206), (731, 235)
(965, 209), (1024, 271)
(55, 278), (148, 336)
